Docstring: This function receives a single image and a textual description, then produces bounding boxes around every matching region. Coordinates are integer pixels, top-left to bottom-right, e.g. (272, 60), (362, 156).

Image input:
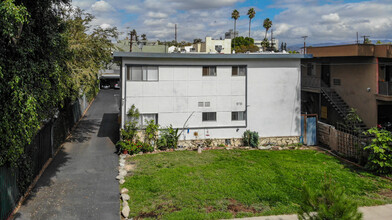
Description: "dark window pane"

(203, 67), (209, 76)
(203, 112), (216, 121)
(211, 112), (216, 121)
(232, 111), (245, 121)
(127, 67), (131, 80)
(232, 66), (238, 76)
(232, 112), (238, 120)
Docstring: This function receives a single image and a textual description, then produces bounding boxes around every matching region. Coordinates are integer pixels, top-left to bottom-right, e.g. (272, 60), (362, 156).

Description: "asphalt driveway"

(14, 90), (120, 220)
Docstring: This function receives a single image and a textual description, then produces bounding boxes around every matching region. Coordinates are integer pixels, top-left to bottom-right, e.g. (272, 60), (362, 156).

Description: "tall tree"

(263, 18), (272, 40)
(141, 33), (147, 41)
(63, 7), (118, 101)
(247, 8), (256, 38)
(0, 0), (71, 167)
(231, 9), (240, 53)
(193, 38), (202, 44)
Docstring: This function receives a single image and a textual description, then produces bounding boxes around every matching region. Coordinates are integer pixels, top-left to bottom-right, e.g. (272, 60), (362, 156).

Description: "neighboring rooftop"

(307, 44), (392, 58)
(113, 52), (311, 60)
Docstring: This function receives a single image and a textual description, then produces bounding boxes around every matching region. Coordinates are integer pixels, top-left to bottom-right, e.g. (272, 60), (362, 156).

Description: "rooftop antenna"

(361, 35), (370, 44)
(302, 36), (308, 54)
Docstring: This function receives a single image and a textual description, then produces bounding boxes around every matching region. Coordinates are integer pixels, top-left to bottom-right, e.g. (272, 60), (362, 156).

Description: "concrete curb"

(229, 204), (392, 220)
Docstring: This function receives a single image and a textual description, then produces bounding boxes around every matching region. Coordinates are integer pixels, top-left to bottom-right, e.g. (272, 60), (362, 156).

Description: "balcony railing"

(302, 76), (321, 89)
(379, 81), (392, 96)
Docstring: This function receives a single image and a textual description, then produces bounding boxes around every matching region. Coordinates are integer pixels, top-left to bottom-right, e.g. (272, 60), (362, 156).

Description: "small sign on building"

(321, 106), (328, 119)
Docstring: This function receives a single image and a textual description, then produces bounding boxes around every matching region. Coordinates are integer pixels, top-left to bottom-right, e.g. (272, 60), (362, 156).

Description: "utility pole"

(361, 35), (370, 44)
(129, 31), (132, 52)
(175, 24), (177, 44)
(302, 36), (308, 54)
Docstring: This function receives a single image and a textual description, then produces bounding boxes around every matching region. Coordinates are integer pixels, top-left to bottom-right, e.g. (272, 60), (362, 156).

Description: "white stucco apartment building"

(113, 52), (309, 144)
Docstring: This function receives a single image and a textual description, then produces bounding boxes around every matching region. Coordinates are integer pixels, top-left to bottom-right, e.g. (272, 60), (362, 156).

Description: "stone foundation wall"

(178, 136), (300, 149)
(259, 136), (299, 146)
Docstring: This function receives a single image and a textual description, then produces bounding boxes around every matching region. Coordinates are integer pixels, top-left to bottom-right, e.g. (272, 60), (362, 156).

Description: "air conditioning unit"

(215, 45), (223, 53)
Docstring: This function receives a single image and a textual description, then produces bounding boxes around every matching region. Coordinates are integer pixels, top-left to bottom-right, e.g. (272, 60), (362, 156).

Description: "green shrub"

(364, 127), (392, 174)
(144, 119), (159, 147)
(117, 140), (154, 155)
(157, 125), (180, 150)
(120, 105), (140, 141)
(242, 130), (259, 147)
(298, 179), (362, 220)
(140, 142), (154, 153)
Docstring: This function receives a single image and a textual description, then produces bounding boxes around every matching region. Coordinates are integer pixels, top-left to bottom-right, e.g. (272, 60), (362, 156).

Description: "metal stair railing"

(320, 86), (347, 117)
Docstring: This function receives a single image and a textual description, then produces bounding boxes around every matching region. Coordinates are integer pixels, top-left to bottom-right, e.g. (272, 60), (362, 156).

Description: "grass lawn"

(122, 149), (392, 219)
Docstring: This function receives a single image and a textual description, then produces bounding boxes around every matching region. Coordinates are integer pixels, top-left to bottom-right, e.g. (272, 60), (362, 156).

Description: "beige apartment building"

(301, 44), (392, 128)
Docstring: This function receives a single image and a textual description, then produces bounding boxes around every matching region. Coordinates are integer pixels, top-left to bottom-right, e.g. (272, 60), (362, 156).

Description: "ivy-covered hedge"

(0, 0), (118, 167)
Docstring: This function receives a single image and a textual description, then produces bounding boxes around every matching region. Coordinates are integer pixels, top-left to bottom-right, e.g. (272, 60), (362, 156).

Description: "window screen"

(232, 111), (246, 121)
(131, 66), (142, 81)
(139, 114), (158, 127)
(232, 66), (246, 76)
(128, 66), (159, 81)
(202, 112), (216, 121)
(239, 66), (246, 76)
(202, 66), (217, 76)
(333, 78), (341, 86)
(147, 67), (158, 81)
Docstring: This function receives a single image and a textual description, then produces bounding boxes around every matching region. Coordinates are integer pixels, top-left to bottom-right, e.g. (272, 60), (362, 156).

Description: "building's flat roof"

(113, 52), (312, 60)
(307, 44), (392, 58)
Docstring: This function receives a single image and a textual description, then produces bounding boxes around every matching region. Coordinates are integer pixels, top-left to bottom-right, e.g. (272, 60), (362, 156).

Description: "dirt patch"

(205, 206), (215, 213)
(379, 190), (392, 198)
(227, 199), (257, 215)
(124, 164), (136, 172)
(135, 202), (179, 219)
(135, 211), (160, 219)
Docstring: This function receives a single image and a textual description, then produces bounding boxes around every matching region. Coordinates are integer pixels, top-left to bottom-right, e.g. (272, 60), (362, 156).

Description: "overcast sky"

(71, 0), (392, 46)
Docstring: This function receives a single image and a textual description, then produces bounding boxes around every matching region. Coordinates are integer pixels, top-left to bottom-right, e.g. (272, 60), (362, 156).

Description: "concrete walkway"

(14, 90), (120, 220)
(233, 204), (392, 220)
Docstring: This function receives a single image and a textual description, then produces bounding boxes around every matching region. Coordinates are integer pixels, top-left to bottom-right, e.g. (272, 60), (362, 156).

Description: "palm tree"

(141, 34), (147, 41)
(231, 9), (240, 53)
(247, 8), (256, 38)
(263, 18), (272, 40)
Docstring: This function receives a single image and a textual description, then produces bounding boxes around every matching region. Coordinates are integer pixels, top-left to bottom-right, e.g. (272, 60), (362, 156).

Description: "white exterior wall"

(205, 37), (232, 54)
(120, 57), (301, 140)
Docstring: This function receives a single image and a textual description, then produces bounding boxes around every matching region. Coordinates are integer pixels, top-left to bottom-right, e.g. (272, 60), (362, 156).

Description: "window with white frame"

(127, 66), (159, 81)
(202, 66), (217, 76)
(231, 111), (246, 121)
(232, 66), (246, 76)
(202, 112), (216, 121)
(138, 114), (158, 127)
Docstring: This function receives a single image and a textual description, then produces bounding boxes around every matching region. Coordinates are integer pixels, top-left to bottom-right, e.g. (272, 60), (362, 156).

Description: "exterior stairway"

(320, 86), (368, 131)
